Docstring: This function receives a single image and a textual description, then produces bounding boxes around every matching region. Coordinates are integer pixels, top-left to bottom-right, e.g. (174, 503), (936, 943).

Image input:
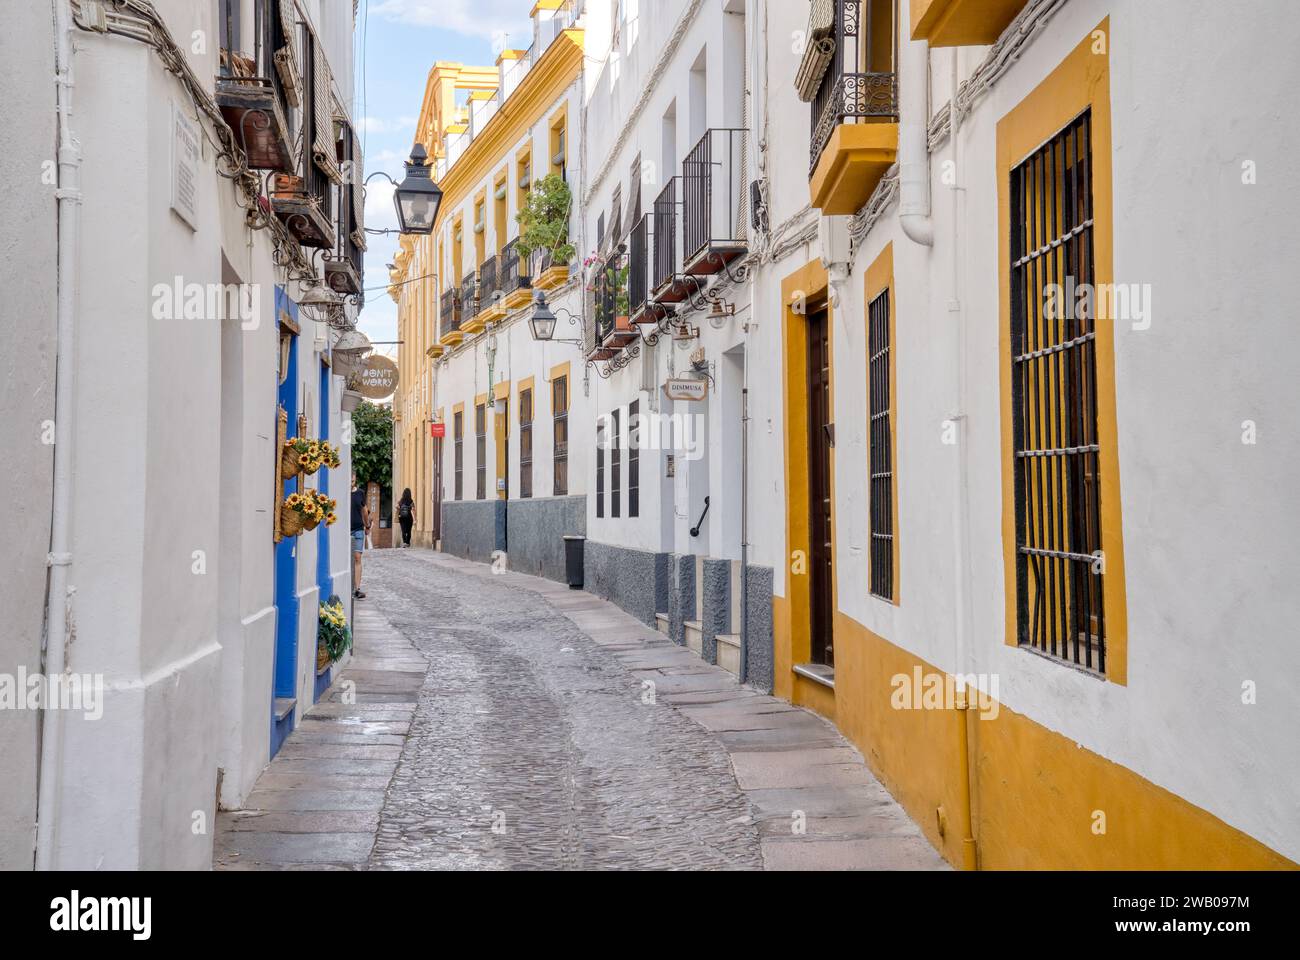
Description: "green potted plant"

(516, 174), (575, 284)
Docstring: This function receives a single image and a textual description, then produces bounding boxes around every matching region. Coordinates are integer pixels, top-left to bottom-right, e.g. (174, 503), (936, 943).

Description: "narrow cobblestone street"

(216, 550), (946, 871)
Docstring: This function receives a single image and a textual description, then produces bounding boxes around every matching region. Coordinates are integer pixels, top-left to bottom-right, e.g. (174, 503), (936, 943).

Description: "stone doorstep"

(683, 620), (704, 656)
(716, 633), (741, 677)
(655, 612), (670, 635)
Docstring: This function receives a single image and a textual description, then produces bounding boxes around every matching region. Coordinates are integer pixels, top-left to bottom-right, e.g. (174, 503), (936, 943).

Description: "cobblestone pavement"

(365, 549), (762, 870)
(216, 548), (946, 871)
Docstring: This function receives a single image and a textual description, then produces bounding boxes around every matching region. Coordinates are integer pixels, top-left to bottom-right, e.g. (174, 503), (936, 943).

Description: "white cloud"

(359, 116), (418, 135)
(371, 0), (531, 47)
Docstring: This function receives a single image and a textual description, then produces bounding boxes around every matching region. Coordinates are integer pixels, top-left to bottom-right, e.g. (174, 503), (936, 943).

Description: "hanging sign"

(356, 356), (399, 400)
(430, 422), (446, 438)
(663, 377), (708, 402)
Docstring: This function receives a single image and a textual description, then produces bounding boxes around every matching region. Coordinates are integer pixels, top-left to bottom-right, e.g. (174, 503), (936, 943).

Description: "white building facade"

(1, 0), (366, 869)
(397, 0), (1300, 869)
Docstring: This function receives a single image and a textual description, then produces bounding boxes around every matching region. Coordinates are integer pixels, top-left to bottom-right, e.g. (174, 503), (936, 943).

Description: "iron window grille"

(475, 403), (487, 500)
(868, 288), (894, 601)
(453, 411), (464, 501)
(1010, 109), (1105, 673)
(628, 400), (640, 518)
(809, 0), (899, 174)
(611, 409), (622, 519)
(520, 388), (534, 499)
(553, 376), (569, 496)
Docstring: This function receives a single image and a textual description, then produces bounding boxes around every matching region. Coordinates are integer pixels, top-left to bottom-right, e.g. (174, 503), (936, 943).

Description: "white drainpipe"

(898, 36), (934, 247)
(37, 0), (82, 871)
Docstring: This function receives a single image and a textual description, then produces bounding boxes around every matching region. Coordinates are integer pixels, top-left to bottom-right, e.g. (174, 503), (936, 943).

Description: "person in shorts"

(351, 473), (371, 599)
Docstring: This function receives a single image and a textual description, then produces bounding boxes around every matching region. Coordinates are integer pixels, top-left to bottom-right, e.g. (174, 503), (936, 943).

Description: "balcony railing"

(809, 0), (899, 173)
(651, 177), (679, 297)
(459, 270), (479, 323)
(479, 255), (500, 312)
(682, 128), (749, 275)
(501, 238), (531, 299)
(593, 252), (619, 347)
(628, 215), (649, 320)
(440, 288), (463, 339)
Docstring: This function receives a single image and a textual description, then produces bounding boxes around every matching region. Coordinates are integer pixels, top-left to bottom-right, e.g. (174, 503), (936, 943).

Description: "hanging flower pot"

(280, 444), (304, 480)
(281, 490), (338, 538)
(316, 640), (332, 672)
(280, 506), (307, 538)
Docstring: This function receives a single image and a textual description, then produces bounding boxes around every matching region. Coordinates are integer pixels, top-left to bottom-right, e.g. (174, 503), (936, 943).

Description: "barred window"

(595, 418), (605, 519)
(520, 388), (534, 499)
(868, 288), (894, 601)
(611, 408), (621, 519)
(1010, 110), (1105, 672)
(628, 399), (640, 518)
(453, 411), (464, 501)
(553, 376), (569, 495)
(475, 402), (487, 501)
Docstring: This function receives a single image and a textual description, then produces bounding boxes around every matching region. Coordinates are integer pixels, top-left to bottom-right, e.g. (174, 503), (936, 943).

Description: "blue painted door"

(271, 288), (299, 757)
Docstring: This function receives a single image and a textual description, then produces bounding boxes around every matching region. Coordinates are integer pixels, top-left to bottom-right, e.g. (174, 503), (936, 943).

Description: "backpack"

(399, 501), (412, 520)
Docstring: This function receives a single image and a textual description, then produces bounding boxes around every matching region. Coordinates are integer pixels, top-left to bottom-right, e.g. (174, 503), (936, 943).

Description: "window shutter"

(350, 125), (367, 250)
(274, 0), (301, 107)
(312, 37), (343, 186)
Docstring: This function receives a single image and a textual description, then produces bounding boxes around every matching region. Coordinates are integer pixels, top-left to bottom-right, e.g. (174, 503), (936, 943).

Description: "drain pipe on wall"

(899, 37), (935, 248)
(946, 48), (978, 873)
(36, 0), (83, 871)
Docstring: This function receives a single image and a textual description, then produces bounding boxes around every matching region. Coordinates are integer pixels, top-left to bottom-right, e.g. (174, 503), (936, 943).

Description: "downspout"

(898, 36), (934, 248)
(948, 49), (978, 872)
(36, 0), (82, 871)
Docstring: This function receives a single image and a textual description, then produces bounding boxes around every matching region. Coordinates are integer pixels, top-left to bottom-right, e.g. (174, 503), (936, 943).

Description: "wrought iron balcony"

(500, 238), (532, 304)
(459, 270), (479, 323)
(215, 76), (294, 172)
(478, 254), (501, 315)
(682, 128), (749, 276)
(808, 0), (899, 174)
(440, 287), (463, 341)
(628, 214), (649, 322)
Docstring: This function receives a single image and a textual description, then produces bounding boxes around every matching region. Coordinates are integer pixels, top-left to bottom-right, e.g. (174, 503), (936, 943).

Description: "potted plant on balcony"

(517, 174), (575, 287)
(317, 595), (352, 671)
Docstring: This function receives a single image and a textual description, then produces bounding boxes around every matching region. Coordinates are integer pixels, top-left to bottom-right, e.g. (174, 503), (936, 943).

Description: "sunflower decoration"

(317, 595), (353, 663)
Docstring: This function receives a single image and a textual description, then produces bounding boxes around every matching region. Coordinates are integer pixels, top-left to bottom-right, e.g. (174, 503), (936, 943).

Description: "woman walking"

(398, 488), (416, 548)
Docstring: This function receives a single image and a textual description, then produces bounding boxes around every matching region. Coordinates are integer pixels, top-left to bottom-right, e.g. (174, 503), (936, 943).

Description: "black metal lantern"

(393, 144), (442, 236)
(529, 290), (559, 342)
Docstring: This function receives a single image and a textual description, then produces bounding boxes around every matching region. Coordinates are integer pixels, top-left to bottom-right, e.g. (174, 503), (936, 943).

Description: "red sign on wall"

(430, 422), (446, 438)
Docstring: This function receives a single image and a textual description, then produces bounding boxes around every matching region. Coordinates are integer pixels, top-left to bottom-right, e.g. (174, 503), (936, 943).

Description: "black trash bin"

(563, 535), (585, 590)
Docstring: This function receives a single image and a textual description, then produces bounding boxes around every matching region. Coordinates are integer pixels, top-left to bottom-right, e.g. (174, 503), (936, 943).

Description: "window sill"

(793, 663), (835, 690)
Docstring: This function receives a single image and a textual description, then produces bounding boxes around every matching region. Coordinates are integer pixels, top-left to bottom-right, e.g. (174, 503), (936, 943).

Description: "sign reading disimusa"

(356, 355), (399, 400)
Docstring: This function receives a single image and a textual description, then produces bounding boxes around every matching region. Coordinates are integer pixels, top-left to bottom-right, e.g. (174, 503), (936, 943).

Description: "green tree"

(351, 401), (393, 489)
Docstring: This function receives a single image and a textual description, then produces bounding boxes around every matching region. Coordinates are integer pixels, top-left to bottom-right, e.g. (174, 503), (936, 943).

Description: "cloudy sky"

(353, 0), (534, 355)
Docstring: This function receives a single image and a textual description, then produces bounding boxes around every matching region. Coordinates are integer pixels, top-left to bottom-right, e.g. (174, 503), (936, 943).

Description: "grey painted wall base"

(583, 541), (668, 627)
(701, 559), (733, 665)
(502, 496), (586, 583)
(441, 500), (505, 564)
(743, 565), (775, 693)
(442, 496), (585, 584)
(668, 554), (697, 647)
